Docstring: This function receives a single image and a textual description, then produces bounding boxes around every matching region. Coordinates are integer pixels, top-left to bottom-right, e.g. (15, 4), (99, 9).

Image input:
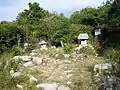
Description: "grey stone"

(36, 84), (70, 90)
(24, 61), (33, 67)
(36, 83), (58, 90)
(58, 85), (70, 90)
(32, 57), (43, 65)
(94, 63), (112, 72)
(13, 56), (32, 62)
(16, 84), (23, 90)
(29, 75), (38, 82)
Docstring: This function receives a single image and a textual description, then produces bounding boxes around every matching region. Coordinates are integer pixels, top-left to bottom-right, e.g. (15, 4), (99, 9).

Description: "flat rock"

(36, 83), (70, 90)
(58, 85), (70, 90)
(11, 72), (22, 77)
(14, 56), (32, 62)
(30, 52), (36, 56)
(36, 83), (58, 90)
(24, 61), (33, 67)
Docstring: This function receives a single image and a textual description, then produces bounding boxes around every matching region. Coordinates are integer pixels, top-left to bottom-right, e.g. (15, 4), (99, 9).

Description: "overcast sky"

(0, 0), (107, 21)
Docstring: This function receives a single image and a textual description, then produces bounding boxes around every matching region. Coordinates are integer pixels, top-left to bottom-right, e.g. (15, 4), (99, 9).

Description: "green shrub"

(78, 46), (96, 55)
(63, 43), (76, 54)
(93, 41), (104, 56)
(12, 46), (26, 56)
(25, 44), (36, 53)
(105, 48), (120, 76)
(0, 23), (26, 53)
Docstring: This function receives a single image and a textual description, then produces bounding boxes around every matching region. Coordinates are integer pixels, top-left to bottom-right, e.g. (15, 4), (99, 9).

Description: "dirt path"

(26, 48), (104, 90)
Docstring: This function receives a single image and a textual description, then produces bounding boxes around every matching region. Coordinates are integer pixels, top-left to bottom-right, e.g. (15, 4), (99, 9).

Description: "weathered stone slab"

(36, 83), (58, 90)
(14, 56), (32, 62)
(58, 85), (70, 90)
(32, 57), (43, 65)
(36, 83), (70, 90)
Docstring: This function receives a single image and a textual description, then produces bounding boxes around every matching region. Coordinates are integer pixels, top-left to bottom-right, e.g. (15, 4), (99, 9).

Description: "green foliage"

(16, 2), (49, 25)
(63, 43), (76, 54)
(71, 7), (98, 26)
(0, 22), (26, 53)
(12, 46), (26, 56)
(105, 48), (120, 76)
(78, 46), (96, 55)
(16, 2), (71, 43)
(67, 24), (93, 43)
(0, 1), (117, 54)
(107, 0), (120, 30)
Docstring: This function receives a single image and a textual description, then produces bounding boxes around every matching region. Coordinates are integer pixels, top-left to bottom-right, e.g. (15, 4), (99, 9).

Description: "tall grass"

(0, 52), (28, 90)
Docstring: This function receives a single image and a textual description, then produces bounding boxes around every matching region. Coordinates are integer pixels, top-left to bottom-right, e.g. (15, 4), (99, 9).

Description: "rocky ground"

(21, 47), (104, 90)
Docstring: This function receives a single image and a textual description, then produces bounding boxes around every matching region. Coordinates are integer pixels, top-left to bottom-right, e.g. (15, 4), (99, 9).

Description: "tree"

(70, 7), (99, 27)
(16, 2), (49, 25)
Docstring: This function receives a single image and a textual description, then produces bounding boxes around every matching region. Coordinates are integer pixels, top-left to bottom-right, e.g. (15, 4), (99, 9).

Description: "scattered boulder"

(16, 84), (23, 90)
(13, 56), (21, 60)
(24, 61), (33, 67)
(21, 56), (32, 62)
(30, 75), (38, 83)
(11, 72), (22, 77)
(58, 85), (70, 90)
(32, 57), (43, 65)
(36, 83), (58, 90)
(14, 56), (32, 62)
(94, 63), (112, 74)
(36, 83), (70, 90)
(40, 45), (48, 50)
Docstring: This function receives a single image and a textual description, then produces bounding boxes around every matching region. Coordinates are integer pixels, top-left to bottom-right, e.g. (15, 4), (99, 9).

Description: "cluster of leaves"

(0, 22), (26, 53)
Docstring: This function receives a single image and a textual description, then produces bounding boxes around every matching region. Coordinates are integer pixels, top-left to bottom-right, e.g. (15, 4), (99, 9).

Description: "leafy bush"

(63, 43), (76, 54)
(0, 23), (27, 53)
(78, 46), (96, 55)
(12, 46), (26, 56)
(105, 48), (120, 76)
(25, 44), (36, 54)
